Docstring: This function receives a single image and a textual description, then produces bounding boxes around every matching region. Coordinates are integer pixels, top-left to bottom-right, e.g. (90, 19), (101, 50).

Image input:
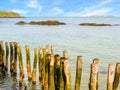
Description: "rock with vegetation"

(0, 11), (23, 18)
(16, 20), (66, 25)
(16, 21), (27, 25)
(80, 23), (112, 26)
(36, 20), (66, 25)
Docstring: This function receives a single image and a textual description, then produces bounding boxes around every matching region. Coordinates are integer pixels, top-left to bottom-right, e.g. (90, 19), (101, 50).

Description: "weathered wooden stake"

(93, 58), (99, 90)
(0, 41), (4, 72)
(9, 42), (14, 74)
(54, 54), (61, 90)
(41, 48), (46, 88)
(49, 54), (55, 90)
(32, 48), (38, 84)
(113, 63), (120, 90)
(13, 42), (17, 76)
(17, 43), (24, 86)
(25, 45), (32, 81)
(89, 60), (99, 90)
(107, 64), (115, 90)
(5, 42), (9, 72)
(59, 57), (65, 90)
(75, 56), (82, 90)
(63, 50), (71, 90)
(44, 54), (51, 90)
(38, 47), (43, 81)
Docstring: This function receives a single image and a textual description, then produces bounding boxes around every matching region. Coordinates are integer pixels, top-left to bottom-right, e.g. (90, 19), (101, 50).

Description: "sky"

(0, 0), (120, 17)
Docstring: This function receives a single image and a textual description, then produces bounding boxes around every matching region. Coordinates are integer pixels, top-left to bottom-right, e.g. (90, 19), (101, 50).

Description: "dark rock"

(17, 20), (66, 25)
(16, 21), (27, 25)
(28, 21), (38, 25)
(36, 20), (66, 25)
(80, 23), (112, 26)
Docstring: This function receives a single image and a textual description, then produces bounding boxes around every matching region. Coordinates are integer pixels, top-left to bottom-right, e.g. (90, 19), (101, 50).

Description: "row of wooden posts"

(0, 41), (120, 90)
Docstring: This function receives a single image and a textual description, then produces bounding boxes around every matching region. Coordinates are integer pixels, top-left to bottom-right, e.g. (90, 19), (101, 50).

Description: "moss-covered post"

(113, 63), (120, 90)
(32, 48), (38, 84)
(25, 45), (32, 81)
(0, 41), (4, 73)
(17, 43), (24, 86)
(49, 54), (55, 90)
(54, 54), (61, 90)
(63, 50), (71, 90)
(38, 47), (43, 81)
(75, 56), (82, 90)
(9, 42), (14, 74)
(13, 42), (17, 76)
(59, 57), (65, 90)
(44, 54), (51, 90)
(107, 64), (115, 90)
(89, 59), (99, 90)
(93, 58), (99, 90)
(5, 42), (9, 72)
(41, 48), (46, 88)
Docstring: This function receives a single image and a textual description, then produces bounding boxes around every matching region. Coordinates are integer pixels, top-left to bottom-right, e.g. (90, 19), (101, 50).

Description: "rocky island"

(16, 20), (66, 25)
(0, 11), (23, 18)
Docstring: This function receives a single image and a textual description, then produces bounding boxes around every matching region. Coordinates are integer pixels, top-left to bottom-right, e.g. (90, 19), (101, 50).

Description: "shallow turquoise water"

(0, 17), (120, 90)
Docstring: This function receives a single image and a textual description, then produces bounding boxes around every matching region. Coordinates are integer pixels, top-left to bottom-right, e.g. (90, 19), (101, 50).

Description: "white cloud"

(64, 12), (82, 17)
(26, 0), (42, 12)
(11, 9), (28, 14)
(82, 8), (112, 17)
(53, 7), (64, 14)
(85, 0), (113, 12)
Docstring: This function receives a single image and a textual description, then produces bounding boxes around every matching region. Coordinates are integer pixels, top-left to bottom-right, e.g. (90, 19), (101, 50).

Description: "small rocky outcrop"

(80, 23), (112, 26)
(36, 20), (66, 25)
(16, 20), (66, 25)
(16, 21), (27, 25)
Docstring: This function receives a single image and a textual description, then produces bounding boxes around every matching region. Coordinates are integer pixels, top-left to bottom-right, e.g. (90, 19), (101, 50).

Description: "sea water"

(0, 17), (120, 90)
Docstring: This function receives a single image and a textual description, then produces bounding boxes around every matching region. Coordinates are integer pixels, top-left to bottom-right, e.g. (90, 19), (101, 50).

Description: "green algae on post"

(25, 45), (32, 81)
(75, 56), (82, 90)
(17, 43), (24, 86)
(5, 42), (9, 72)
(32, 48), (38, 84)
(113, 63), (120, 90)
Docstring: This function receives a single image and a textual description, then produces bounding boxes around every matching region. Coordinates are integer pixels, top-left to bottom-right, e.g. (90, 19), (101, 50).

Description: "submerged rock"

(80, 23), (112, 26)
(16, 21), (27, 25)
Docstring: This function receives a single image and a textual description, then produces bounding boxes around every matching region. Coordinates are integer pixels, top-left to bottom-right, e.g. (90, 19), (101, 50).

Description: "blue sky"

(0, 0), (120, 17)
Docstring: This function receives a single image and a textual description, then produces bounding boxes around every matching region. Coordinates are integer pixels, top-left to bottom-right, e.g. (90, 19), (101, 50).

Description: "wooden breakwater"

(0, 41), (120, 90)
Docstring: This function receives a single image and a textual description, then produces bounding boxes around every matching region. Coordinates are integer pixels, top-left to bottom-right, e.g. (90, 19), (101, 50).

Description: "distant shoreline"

(0, 11), (24, 18)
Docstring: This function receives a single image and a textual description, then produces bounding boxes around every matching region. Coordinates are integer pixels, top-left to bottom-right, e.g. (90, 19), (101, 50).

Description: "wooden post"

(5, 42), (9, 72)
(75, 56), (82, 90)
(89, 60), (99, 90)
(93, 58), (99, 90)
(32, 48), (38, 84)
(38, 47), (43, 81)
(54, 54), (61, 90)
(41, 48), (46, 88)
(0, 41), (4, 73)
(113, 63), (120, 90)
(44, 54), (51, 90)
(13, 42), (17, 76)
(9, 42), (14, 74)
(107, 64), (115, 90)
(63, 50), (71, 90)
(25, 45), (32, 81)
(59, 57), (65, 90)
(49, 54), (55, 90)
(17, 43), (24, 86)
